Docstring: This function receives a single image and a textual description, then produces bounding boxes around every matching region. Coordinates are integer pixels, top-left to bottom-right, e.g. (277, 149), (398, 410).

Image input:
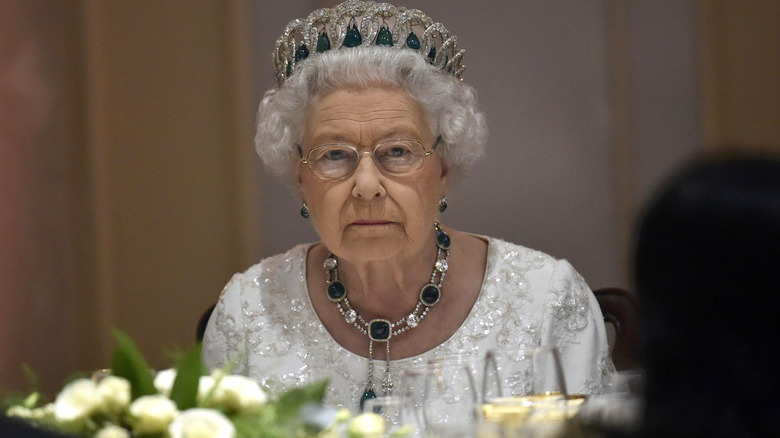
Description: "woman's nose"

(351, 153), (386, 199)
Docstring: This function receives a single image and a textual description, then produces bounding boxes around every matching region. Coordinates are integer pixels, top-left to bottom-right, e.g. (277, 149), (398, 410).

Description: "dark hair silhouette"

(635, 151), (780, 437)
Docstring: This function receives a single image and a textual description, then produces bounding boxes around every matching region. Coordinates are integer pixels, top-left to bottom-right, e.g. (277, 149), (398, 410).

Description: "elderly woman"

(203, 0), (612, 411)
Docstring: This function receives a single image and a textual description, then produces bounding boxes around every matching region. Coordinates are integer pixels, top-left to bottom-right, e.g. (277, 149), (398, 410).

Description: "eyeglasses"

(298, 137), (441, 181)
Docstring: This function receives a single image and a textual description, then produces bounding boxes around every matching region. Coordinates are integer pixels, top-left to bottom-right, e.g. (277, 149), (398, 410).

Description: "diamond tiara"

(273, 0), (466, 86)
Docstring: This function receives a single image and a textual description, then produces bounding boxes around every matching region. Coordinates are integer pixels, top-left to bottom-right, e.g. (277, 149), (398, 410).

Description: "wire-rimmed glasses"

(298, 137), (441, 181)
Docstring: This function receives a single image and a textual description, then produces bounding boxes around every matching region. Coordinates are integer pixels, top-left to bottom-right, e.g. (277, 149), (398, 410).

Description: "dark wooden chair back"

(196, 303), (216, 342)
(594, 287), (640, 370)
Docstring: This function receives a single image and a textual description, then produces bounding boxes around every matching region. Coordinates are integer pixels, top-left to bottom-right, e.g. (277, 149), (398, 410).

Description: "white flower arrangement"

(4, 330), (403, 438)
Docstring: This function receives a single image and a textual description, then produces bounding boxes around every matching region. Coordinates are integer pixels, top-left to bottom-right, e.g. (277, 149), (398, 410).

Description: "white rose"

(54, 378), (99, 422)
(197, 375), (217, 402)
(168, 408), (236, 438)
(97, 376), (131, 414)
(336, 408), (353, 422)
(6, 405), (33, 418)
(154, 368), (177, 396)
(129, 395), (179, 435)
(31, 403), (55, 420)
(94, 424), (131, 438)
(211, 374), (268, 411)
(347, 412), (386, 438)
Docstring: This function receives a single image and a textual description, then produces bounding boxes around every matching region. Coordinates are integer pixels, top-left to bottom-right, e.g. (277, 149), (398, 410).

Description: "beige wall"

(0, 0), (778, 396)
(701, 0), (780, 149)
(0, 0), (261, 395)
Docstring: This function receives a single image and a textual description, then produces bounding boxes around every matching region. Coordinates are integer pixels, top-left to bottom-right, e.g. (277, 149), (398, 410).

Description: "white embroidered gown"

(202, 238), (614, 412)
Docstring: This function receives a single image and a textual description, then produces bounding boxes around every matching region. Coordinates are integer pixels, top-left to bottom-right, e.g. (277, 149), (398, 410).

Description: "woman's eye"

(324, 149), (349, 160)
(388, 147), (410, 157)
(379, 145), (412, 159)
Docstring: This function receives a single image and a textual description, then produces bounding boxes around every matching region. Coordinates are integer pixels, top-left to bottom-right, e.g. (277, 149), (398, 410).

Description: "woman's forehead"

(304, 87), (432, 144)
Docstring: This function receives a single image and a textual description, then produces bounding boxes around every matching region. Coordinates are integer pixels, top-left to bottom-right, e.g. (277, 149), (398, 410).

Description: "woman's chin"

(336, 227), (407, 261)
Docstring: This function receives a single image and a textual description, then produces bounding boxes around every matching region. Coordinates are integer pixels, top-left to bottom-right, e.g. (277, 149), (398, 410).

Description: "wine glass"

(398, 364), (435, 437)
(422, 357), (479, 437)
(481, 346), (568, 432)
(362, 395), (408, 434)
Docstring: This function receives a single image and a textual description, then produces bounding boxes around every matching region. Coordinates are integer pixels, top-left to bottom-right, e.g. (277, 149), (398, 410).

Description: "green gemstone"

(369, 320), (390, 341)
(342, 17), (362, 47)
(420, 284), (441, 306)
(316, 29), (331, 53)
(436, 231), (451, 250)
(406, 31), (421, 50)
(327, 281), (346, 301)
(360, 388), (376, 411)
(376, 24), (393, 46)
(295, 43), (309, 63)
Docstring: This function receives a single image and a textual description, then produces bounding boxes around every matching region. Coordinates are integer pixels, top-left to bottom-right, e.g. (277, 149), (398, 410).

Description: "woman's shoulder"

(218, 243), (313, 300)
(483, 236), (561, 270)
(244, 243), (311, 275)
(479, 235), (586, 293)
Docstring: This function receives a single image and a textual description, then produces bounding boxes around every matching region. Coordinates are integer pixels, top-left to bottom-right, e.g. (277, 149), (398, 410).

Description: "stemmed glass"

(362, 395), (410, 435)
(421, 357), (479, 437)
(398, 364), (435, 437)
(480, 346), (569, 432)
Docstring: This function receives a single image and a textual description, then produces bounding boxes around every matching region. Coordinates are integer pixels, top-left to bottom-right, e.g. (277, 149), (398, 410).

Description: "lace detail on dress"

(544, 270), (592, 352)
(204, 278), (248, 374)
(582, 346), (615, 395)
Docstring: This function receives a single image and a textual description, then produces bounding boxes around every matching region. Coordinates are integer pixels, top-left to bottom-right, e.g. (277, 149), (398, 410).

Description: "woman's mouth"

(352, 220), (393, 226)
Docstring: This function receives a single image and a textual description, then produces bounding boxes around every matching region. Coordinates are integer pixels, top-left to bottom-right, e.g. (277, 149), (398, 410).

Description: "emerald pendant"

(360, 388), (376, 411)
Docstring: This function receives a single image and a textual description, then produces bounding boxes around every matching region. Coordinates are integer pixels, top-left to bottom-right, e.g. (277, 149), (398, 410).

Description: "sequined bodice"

(202, 238), (613, 412)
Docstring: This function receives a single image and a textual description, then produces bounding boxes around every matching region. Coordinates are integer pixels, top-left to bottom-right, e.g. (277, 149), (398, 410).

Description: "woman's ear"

(291, 153), (305, 199)
(440, 158), (450, 185)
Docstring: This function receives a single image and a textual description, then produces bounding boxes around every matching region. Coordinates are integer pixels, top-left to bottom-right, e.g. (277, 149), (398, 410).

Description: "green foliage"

(275, 380), (328, 422)
(169, 343), (203, 410)
(22, 363), (39, 390)
(110, 329), (156, 400)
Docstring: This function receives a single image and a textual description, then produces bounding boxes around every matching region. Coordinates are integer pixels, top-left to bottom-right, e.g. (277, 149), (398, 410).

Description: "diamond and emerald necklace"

(323, 222), (451, 410)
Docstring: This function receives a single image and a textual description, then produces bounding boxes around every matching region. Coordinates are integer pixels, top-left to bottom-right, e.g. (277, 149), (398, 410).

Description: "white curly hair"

(255, 46), (488, 184)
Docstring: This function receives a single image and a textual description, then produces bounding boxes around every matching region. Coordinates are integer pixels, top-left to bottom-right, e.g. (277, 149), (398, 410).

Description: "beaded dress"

(202, 237), (614, 412)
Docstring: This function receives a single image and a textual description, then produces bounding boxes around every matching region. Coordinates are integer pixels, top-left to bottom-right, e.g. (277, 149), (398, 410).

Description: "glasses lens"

(308, 145), (358, 179)
(374, 140), (427, 174)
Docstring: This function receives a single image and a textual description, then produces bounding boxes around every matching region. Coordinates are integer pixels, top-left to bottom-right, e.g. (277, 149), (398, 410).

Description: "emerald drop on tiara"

(376, 24), (393, 47)
(406, 31), (421, 50)
(342, 17), (362, 47)
(316, 29), (331, 53)
(295, 44), (309, 63)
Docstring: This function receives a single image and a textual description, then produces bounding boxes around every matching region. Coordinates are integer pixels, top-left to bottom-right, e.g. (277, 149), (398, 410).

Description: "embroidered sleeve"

(202, 274), (248, 374)
(540, 259), (613, 394)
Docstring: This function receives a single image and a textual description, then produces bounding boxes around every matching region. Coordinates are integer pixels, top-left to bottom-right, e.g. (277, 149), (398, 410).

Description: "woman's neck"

(328, 238), (439, 322)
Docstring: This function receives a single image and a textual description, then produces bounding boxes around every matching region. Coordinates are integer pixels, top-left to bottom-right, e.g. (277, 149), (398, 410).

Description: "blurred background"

(1, 0), (778, 396)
